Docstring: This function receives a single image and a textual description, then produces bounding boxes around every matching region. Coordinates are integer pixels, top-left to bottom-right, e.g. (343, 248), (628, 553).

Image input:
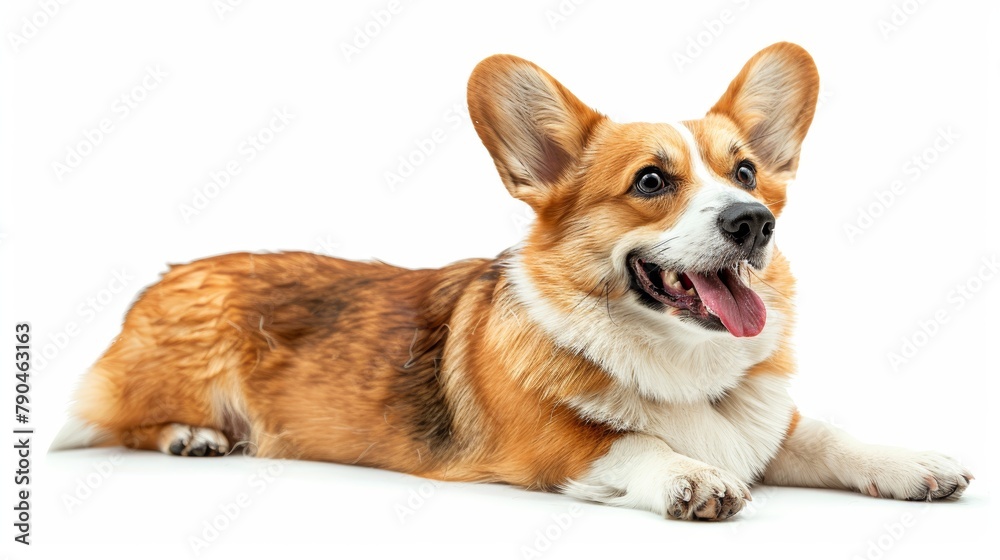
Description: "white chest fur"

(569, 374), (794, 482)
(506, 255), (794, 481)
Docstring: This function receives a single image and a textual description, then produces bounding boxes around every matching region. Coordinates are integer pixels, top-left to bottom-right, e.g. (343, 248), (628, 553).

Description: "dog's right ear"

(468, 55), (604, 209)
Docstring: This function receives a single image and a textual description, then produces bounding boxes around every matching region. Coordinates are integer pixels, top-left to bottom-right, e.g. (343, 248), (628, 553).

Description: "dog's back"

(65, 252), (485, 466)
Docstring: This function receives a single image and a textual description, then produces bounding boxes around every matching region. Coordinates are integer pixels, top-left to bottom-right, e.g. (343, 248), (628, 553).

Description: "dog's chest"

(570, 374), (794, 482)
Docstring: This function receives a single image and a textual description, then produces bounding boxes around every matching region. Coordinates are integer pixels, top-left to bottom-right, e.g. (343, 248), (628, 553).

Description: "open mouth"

(628, 256), (767, 338)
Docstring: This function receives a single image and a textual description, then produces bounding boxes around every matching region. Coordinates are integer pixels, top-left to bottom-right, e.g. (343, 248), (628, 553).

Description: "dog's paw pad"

(167, 438), (187, 455)
(665, 467), (749, 521)
(159, 423), (229, 457)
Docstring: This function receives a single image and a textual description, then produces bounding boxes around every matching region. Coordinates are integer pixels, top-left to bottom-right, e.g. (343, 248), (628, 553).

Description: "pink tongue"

(686, 270), (766, 337)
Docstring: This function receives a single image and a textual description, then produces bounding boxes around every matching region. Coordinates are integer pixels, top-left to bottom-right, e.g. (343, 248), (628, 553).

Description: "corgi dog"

(56, 42), (971, 520)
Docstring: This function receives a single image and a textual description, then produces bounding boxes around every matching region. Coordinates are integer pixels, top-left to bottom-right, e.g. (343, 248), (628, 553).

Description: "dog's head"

(469, 43), (818, 341)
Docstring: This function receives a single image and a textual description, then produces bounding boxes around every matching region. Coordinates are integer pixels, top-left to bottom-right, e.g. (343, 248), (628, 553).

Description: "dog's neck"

(503, 247), (788, 406)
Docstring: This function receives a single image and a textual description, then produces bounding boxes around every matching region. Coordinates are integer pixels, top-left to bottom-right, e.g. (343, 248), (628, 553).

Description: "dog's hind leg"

(107, 422), (230, 457)
(61, 330), (249, 457)
(156, 423), (230, 456)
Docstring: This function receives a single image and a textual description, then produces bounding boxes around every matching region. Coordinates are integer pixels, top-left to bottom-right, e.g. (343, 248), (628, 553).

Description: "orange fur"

(72, 252), (618, 483)
(66, 43), (819, 496)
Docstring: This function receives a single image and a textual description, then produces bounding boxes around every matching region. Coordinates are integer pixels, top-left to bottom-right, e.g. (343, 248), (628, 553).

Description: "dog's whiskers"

(649, 236), (679, 255)
(569, 277), (607, 316)
(748, 268), (791, 300)
(603, 282), (617, 326)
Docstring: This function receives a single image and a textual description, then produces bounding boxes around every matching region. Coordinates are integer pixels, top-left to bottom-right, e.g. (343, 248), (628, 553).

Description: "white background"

(2, 1), (998, 558)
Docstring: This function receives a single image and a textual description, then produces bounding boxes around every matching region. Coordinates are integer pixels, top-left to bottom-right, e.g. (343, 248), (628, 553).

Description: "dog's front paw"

(665, 464), (751, 521)
(856, 448), (972, 501)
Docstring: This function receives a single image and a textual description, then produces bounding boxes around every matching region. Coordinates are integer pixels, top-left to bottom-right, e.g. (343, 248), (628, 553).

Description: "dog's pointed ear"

(709, 42), (819, 177)
(468, 55), (604, 208)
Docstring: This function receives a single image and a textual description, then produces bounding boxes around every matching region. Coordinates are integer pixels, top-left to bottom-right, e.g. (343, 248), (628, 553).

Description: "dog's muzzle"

(718, 202), (775, 257)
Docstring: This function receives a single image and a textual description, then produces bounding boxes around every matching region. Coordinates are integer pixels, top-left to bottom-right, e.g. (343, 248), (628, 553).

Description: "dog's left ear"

(709, 42), (819, 177)
(468, 55), (604, 209)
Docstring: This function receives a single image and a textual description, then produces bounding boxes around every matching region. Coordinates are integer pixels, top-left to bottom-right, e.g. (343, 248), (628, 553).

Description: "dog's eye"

(735, 162), (756, 190)
(633, 168), (672, 196)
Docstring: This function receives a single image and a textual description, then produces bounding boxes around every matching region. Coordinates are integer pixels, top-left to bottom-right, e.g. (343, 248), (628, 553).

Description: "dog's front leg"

(563, 433), (751, 520)
(763, 416), (972, 500)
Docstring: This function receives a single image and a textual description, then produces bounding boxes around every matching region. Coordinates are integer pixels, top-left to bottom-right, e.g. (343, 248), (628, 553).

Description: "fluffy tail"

(49, 414), (112, 452)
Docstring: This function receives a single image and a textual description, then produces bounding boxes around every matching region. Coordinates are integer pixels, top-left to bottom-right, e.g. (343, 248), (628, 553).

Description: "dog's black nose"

(719, 202), (775, 251)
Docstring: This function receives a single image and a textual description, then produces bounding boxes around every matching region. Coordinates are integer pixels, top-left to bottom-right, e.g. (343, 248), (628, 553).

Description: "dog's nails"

(868, 483), (880, 498)
(923, 475), (939, 492)
(682, 487), (692, 502)
(743, 489), (753, 501)
(964, 473), (975, 482)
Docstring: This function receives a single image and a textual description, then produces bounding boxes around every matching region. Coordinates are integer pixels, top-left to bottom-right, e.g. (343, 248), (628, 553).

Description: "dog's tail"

(49, 367), (117, 452)
(49, 414), (113, 451)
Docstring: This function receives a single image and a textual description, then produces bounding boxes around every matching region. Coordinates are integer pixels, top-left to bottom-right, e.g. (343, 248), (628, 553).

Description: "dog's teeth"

(685, 288), (695, 296)
(662, 270), (680, 288)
